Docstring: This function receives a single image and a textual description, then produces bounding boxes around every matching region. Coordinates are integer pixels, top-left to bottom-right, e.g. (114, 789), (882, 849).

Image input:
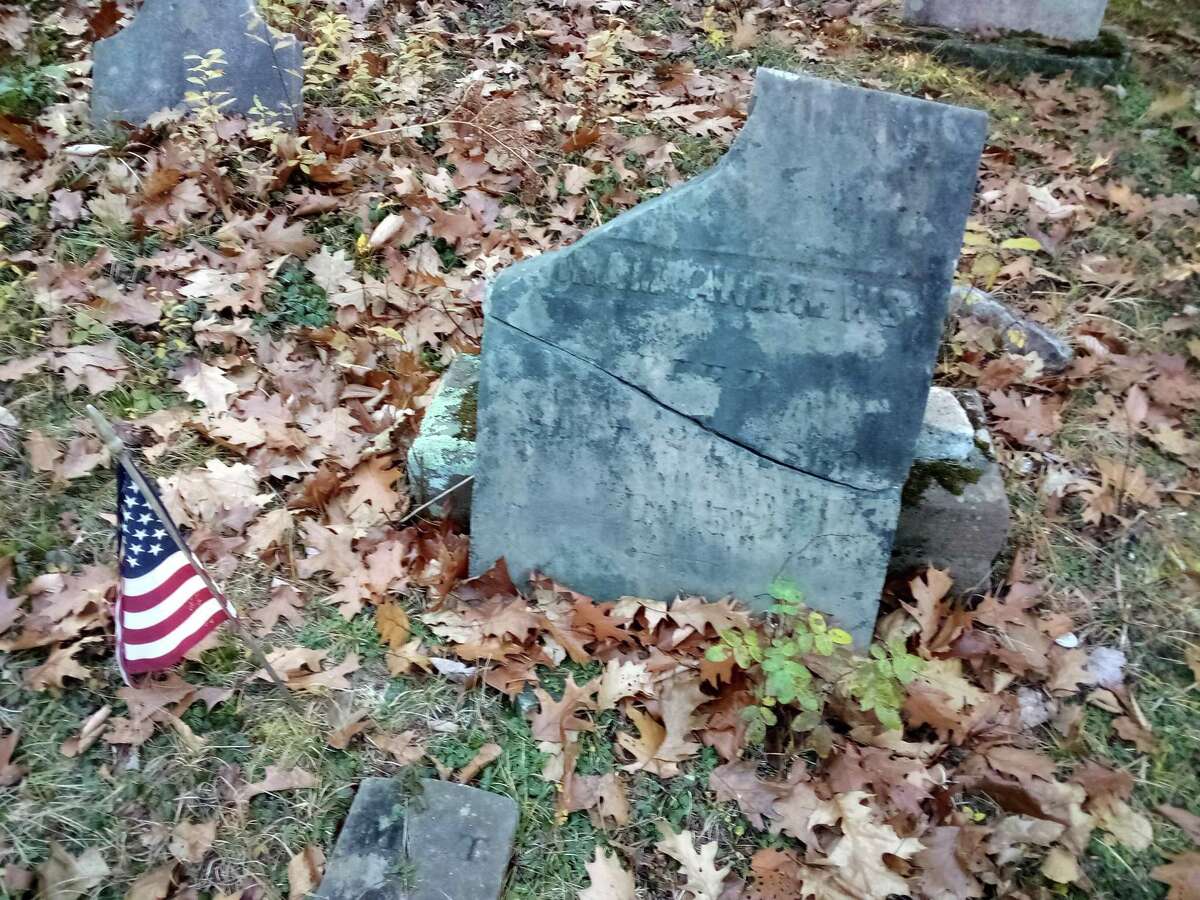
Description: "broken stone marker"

(891, 389), (1011, 590)
(902, 0), (1109, 43)
(408, 354), (479, 526)
(316, 777), (518, 900)
(92, 0), (303, 128)
(470, 69), (986, 644)
(950, 285), (1074, 373)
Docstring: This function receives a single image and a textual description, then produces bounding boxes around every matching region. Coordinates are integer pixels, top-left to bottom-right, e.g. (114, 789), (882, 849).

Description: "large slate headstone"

(316, 778), (518, 900)
(470, 69), (986, 644)
(902, 0), (1109, 43)
(92, 0), (303, 127)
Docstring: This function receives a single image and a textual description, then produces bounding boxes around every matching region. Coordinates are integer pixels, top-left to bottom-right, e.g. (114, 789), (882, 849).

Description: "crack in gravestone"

(490, 315), (883, 494)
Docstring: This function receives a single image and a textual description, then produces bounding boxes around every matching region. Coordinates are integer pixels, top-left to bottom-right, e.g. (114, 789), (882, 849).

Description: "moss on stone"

(902, 458), (983, 507)
(455, 380), (478, 441)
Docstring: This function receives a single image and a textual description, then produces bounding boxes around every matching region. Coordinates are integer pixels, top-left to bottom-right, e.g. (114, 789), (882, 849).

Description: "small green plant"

(705, 579), (922, 741)
(0, 61), (67, 117)
(258, 263), (333, 331)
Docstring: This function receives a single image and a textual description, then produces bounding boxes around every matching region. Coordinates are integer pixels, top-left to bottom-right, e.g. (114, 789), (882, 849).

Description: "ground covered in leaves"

(1, 0), (1199, 898)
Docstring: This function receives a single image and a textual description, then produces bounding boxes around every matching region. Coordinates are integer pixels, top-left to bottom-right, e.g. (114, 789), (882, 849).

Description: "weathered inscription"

(554, 243), (921, 327)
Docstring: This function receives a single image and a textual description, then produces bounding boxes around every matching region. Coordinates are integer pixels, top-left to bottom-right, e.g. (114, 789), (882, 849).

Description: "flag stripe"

(122, 585), (213, 641)
(123, 550), (190, 595)
(122, 607), (231, 674)
(122, 597), (228, 661)
(122, 565), (200, 615)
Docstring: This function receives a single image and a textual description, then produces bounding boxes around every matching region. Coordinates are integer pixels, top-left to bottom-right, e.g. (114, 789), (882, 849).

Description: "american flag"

(116, 464), (233, 680)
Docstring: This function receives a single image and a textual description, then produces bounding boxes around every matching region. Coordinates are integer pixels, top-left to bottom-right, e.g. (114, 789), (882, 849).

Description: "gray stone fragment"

(470, 69), (986, 645)
(407, 354), (479, 526)
(950, 285), (1074, 373)
(92, 0), (303, 128)
(317, 778), (518, 900)
(902, 0), (1109, 43)
(913, 387), (975, 462)
(893, 388), (1009, 590)
(891, 457), (1010, 591)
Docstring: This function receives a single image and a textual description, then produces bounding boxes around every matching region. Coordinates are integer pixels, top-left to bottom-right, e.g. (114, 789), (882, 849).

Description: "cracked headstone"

(470, 69), (986, 644)
(316, 778), (518, 900)
(902, 0), (1109, 43)
(92, 0), (303, 128)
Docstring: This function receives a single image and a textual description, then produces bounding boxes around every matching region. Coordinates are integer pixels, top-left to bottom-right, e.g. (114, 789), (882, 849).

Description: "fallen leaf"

(1094, 798), (1154, 851)
(124, 863), (176, 900)
(370, 730), (425, 765)
(530, 674), (598, 741)
(177, 363), (240, 414)
(0, 728), (25, 786)
(238, 766), (318, 804)
(709, 760), (786, 830)
(656, 825), (729, 900)
(287, 845), (325, 900)
(596, 659), (651, 710)
(60, 706), (112, 757)
(1158, 805), (1200, 846)
(455, 743), (501, 783)
(814, 791), (924, 899)
(170, 820), (216, 864)
(1040, 846), (1081, 884)
(376, 603), (411, 649)
(580, 847), (635, 900)
(37, 843), (109, 900)
(1153, 852), (1200, 900)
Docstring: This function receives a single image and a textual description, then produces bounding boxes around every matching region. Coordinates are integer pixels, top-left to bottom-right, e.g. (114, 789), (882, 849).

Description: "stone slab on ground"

(407, 354), (480, 526)
(316, 777), (518, 900)
(881, 27), (1128, 86)
(950, 285), (1074, 372)
(902, 0), (1109, 43)
(92, 0), (303, 127)
(471, 68), (986, 645)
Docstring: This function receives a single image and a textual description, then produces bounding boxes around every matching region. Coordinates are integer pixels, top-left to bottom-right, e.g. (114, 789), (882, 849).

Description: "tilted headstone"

(92, 0), (303, 127)
(902, 0), (1109, 44)
(316, 778), (518, 900)
(470, 69), (986, 644)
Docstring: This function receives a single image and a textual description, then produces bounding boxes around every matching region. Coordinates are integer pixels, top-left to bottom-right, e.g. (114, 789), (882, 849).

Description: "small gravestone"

(317, 778), (518, 900)
(902, 0), (1109, 43)
(470, 69), (986, 644)
(92, 0), (303, 127)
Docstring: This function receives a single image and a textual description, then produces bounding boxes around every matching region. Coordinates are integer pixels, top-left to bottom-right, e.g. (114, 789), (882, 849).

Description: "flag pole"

(85, 405), (300, 710)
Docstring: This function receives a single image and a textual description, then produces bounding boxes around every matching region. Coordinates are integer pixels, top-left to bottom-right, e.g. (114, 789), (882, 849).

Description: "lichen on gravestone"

(91, 0), (303, 128)
(469, 68), (987, 645)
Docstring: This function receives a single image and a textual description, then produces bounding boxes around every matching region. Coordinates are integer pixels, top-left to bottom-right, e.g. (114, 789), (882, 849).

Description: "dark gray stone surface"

(902, 0), (1109, 43)
(316, 778), (518, 900)
(892, 459), (1010, 591)
(470, 69), (986, 644)
(408, 354), (479, 526)
(951, 285), (1074, 372)
(892, 389), (1010, 590)
(92, 0), (302, 127)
